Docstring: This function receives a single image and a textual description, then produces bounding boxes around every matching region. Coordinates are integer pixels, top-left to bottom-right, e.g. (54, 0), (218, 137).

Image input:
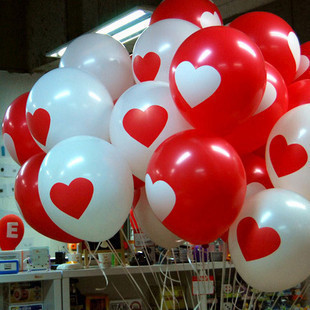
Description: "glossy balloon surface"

(229, 188), (310, 292)
(145, 129), (246, 245)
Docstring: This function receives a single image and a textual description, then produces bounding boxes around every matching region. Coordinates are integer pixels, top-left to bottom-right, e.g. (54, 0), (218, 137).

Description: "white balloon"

(109, 81), (192, 181)
(60, 33), (134, 101)
(266, 104), (310, 200)
(38, 136), (134, 242)
(133, 187), (184, 249)
(229, 188), (310, 292)
(132, 19), (200, 83)
(26, 67), (113, 152)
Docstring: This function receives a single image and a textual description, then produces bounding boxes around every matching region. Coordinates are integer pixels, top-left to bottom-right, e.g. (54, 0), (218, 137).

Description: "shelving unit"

(0, 269), (62, 310)
(0, 262), (234, 309)
(62, 262), (233, 310)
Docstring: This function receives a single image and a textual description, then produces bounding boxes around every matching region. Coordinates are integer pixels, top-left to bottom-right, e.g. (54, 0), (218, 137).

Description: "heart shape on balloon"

(253, 82), (277, 116)
(145, 174), (176, 222)
(50, 178), (94, 219)
(237, 217), (281, 261)
(3, 133), (19, 164)
(174, 61), (221, 108)
(295, 55), (310, 79)
(200, 11), (221, 28)
(133, 52), (161, 82)
(26, 108), (51, 146)
(269, 135), (308, 177)
(288, 32), (301, 70)
(123, 105), (168, 147)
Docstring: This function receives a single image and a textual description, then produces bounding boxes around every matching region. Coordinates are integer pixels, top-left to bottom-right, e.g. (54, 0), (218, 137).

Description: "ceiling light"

(46, 6), (153, 58)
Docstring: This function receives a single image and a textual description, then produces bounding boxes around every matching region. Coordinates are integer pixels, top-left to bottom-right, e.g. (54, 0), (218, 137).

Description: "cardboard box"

(6, 282), (42, 304)
(160, 286), (186, 310)
(0, 250), (30, 272)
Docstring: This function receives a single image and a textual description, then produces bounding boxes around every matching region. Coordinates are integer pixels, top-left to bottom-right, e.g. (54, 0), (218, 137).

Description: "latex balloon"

(110, 81), (192, 181)
(38, 136), (134, 242)
(229, 188), (310, 292)
(133, 187), (184, 249)
(287, 79), (310, 110)
(225, 62), (288, 154)
(241, 153), (273, 198)
(150, 0), (223, 28)
(229, 11), (300, 85)
(132, 19), (200, 83)
(2, 92), (43, 165)
(266, 104), (310, 200)
(0, 214), (24, 250)
(295, 41), (310, 82)
(145, 129), (247, 245)
(15, 153), (81, 243)
(169, 26), (266, 136)
(26, 67), (113, 152)
(60, 33), (134, 101)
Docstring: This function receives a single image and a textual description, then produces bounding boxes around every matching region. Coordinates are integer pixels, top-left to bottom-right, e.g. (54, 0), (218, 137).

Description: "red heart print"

(237, 217), (281, 262)
(26, 108), (51, 146)
(269, 135), (308, 177)
(123, 105), (168, 147)
(50, 178), (94, 219)
(133, 52), (161, 82)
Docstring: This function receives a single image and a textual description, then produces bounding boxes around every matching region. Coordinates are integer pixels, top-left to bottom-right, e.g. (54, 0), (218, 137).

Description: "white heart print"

(3, 133), (19, 164)
(175, 61), (221, 108)
(253, 82), (277, 116)
(200, 11), (222, 28)
(295, 55), (310, 79)
(145, 174), (176, 222)
(288, 32), (301, 71)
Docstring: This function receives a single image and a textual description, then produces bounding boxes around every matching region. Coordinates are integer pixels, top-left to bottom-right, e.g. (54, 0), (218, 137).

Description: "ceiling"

(0, 0), (309, 73)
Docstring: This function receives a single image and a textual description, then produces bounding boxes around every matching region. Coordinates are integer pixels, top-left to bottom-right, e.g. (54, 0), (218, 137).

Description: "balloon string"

(253, 292), (263, 309)
(121, 229), (159, 307)
(232, 273), (246, 310)
(289, 282), (310, 310)
(129, 210), (174, 298)
(120, 226), (162, 288)
(171, 249), (189, 310)
(84, 241), (108, 288)
(106, 240), (153, 310)
(208, 250), (218, 310)
(225, 259), (233, 304)
(158, 249), (182, 283)
(271, 292), (280, 309)
(248, 289), (256, 309)
(220, 242), (227, 309)
(111, 282), (131, 310)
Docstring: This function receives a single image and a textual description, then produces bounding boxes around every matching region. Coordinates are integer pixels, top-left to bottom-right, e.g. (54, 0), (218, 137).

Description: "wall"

(0, 70), (67, 255)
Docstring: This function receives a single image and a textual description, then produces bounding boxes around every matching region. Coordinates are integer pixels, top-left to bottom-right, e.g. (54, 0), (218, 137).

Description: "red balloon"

(150, 0), (223, 28)
(169, 26), (266, 136)
(15, 153), (81, 243)
(287, 79), (310, 110)
(0, 214), (24, 250)
(225, 62), (288, 155)
(241, 153), (273, 195)
(295, 42), (310, 82)
(229, 12), (300, 85)
(133, 175), (145, 190)
(145, 129), (247, 245)
(2, 92), (44, 165)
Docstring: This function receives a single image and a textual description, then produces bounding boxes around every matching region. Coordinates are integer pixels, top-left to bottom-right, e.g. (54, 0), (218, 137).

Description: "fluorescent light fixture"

(46, 6), (153, 58)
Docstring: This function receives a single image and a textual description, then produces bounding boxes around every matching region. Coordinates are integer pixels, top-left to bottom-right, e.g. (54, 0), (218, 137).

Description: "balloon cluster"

(2, 0), (310, 293)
